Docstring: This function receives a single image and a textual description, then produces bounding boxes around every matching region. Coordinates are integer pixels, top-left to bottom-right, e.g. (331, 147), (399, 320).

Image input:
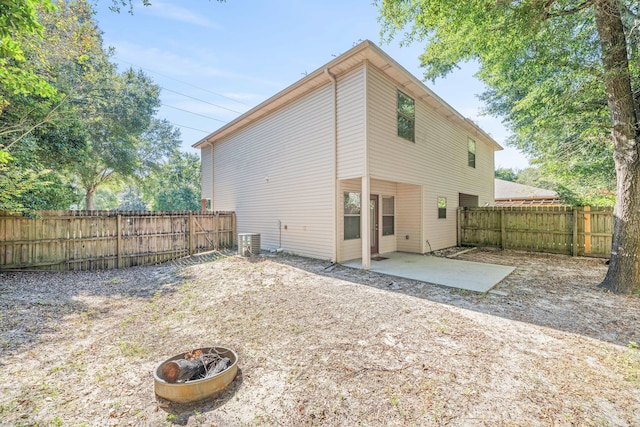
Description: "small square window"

(437, 197), (447, 219)
(468, 138), (476, 168)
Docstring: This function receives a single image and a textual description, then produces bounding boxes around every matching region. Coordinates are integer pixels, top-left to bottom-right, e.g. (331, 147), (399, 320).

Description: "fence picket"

(459, 206), (612, 258)
(0, 211), (236, 271)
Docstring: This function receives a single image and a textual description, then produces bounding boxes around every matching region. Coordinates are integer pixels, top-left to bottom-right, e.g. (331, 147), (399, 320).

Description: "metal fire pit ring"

(154, 346), (238, 403)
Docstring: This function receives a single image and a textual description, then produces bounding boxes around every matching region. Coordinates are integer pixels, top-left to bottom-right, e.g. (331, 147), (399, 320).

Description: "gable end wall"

(211, 84), (335, 260)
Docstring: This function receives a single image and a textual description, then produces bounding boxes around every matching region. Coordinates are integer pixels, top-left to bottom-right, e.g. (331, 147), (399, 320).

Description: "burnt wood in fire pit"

(154, 346), (238, 403)
(160, 351), (230, 383)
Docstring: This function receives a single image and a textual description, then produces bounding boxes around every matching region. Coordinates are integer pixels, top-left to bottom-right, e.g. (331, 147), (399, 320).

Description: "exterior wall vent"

(238, 233), (261, 256)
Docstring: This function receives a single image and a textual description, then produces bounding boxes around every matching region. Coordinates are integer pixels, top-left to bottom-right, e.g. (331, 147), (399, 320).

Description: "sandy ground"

(0, 248), (639, 426)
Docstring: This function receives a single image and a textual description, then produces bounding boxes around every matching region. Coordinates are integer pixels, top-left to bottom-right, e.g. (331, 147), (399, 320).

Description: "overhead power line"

(168, 121), (211, 134)
(115, 57), (255, 107)
(161, 103), (227, 123)
(160, 87), (245, 115)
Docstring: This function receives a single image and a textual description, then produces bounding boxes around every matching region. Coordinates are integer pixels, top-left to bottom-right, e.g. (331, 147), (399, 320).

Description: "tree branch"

(5, 92), (73, 151)
(544, 0), (596, 19)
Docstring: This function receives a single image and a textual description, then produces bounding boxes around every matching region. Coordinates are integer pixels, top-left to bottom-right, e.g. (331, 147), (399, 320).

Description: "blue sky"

(94, 0), (529, 170)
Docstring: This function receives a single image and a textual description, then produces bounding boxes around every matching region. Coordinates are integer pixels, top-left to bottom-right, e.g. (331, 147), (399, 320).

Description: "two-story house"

(194, 40), (502, 268)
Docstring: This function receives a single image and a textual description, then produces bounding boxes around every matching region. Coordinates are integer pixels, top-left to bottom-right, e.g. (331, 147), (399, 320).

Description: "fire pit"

(154, 346), (238, 403)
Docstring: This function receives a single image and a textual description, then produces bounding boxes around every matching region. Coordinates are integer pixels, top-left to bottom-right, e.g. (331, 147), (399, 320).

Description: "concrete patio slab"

(342, 252), (516, 293)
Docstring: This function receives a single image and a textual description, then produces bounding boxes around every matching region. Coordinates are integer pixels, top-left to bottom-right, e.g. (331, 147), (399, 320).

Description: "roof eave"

(193, 40), (503, 152)
(193, 41), (375, 149)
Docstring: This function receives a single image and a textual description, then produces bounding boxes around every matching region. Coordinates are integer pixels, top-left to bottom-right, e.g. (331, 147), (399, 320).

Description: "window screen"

(344, 192), (361, 239)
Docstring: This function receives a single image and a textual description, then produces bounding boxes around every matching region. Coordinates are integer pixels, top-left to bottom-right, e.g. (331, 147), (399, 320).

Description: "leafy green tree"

(6, 138), (80, 208)
(75, 81), (181, 209)
(1, 0), (203, 217)
(82, 185), (120, 210)
(530, 163), (616, 206)
(118, 185), (148, 210)
(379, 0), (640, 293)
(0, 0), (56, 114)
(0, 153), (67, 216)
(0, 0), (103, 214)
(494, 168), (518, 182)
(144, 152), (201, 211)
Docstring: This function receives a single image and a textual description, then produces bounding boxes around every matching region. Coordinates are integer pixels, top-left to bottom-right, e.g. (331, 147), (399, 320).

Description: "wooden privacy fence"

(0, 210), (236, 271)
(457, 206), (613, 258)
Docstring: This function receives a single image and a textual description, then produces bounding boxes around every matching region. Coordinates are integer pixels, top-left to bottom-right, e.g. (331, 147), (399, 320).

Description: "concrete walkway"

(342, 252), (515, 293)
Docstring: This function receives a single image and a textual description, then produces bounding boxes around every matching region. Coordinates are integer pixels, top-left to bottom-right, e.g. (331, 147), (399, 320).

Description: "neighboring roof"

(193, 40), (503, 151)
(494, 179), (560, 203)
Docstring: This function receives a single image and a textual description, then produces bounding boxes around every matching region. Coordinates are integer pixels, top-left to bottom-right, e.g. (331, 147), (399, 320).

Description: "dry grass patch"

(0, 249), (639, 426)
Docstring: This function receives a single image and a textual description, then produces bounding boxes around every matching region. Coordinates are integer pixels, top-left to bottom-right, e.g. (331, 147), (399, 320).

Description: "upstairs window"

(397, 91), (415, 142)
(468, 138), (476, 168)
(344, 192), (361, 240)
(382, 196), (395, 236)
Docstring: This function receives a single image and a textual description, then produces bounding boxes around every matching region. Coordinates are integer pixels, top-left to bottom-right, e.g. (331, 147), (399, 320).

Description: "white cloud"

(142, 1), (220, 29)
(111, 41), (283, 88)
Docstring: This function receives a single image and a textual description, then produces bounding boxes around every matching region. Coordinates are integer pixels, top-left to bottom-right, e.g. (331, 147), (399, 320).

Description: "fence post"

(188, 212), (195, 255)
(583, 206), (591, 255)
(116, 214), (123, 268)
(572, 207), (578, 257)
(232, 213), (236, 247)
(500, 209), (506, 250)
(66, 218), (71, 269)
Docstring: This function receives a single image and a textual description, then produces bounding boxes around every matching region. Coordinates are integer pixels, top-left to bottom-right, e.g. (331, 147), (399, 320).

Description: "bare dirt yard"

(1, 248), (639, 426)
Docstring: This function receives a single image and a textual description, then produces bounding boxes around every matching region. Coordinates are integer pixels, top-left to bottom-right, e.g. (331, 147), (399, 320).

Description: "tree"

(0, 0), (105, 214)
(0, 152), (76, 216)
(75, 77), (182, 209)
(379, 0), (640, 294)
(143, 151), (201, 211)
(1, 137), (80, 210)
(0, 0), (56, 114)
(494, 168), (518, 182)
(1, 0), (192, 214)
(118, 185), (148, 210)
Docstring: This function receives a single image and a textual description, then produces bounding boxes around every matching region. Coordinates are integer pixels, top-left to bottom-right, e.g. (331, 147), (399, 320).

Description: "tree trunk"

(161, 359), (206, 383)
(594, 0), (640, 293)
(85, 186), (95, 210)
(160, 355), (230, 383)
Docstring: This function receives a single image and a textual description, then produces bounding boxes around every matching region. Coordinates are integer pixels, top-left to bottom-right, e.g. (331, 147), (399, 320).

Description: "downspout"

(324, 67), (338, 263)
(209, 141), (214, 212)
(361, 60), (371, 270)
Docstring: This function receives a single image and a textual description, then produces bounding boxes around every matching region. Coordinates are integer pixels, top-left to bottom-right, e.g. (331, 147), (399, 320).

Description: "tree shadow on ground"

(0, 251), (232, 360)
(0, 257), (210, 360)
(265, 250), (640, 347)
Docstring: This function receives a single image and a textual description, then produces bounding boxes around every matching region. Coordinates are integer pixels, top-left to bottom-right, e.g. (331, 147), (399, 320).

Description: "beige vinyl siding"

(336, 66), (365, 179)
(423, 189), (455, 251)
(366, 66), (495, 252)
(200, 145), (213, 200)
(396, 183), (422, 253)
(212, 84), (335, 260)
